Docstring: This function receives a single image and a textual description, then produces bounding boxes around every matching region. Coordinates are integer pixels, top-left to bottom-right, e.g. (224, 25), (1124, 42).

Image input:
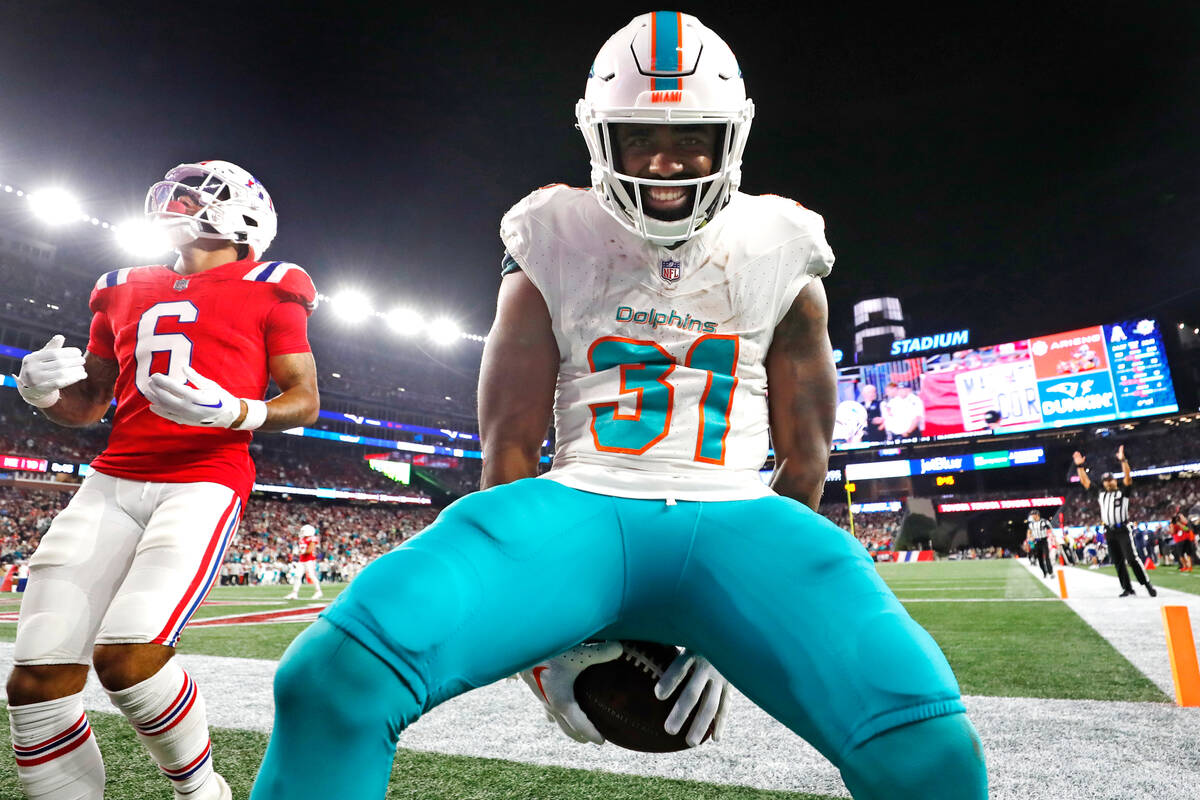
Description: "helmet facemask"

(145, 161), (277, 258)
(578, 104), (753, 246)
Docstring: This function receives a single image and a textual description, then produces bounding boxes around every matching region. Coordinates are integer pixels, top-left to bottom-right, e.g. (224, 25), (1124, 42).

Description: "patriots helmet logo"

(660, 258), (681, 283)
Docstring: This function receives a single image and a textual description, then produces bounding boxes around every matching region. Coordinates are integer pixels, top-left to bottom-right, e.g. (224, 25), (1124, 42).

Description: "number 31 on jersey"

(587, 334), (739, 464)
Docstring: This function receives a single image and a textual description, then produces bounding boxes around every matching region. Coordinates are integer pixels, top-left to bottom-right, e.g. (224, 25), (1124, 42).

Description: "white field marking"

(2, 643), (1197, 800)
(1018, 559), (1200, 697)
(198, 599), (293, 606)
(188, 605), (326, 626)
(891, 586), (1034, 592)
(887, 578), (1013, 583)
(898, 597), (1059, 603)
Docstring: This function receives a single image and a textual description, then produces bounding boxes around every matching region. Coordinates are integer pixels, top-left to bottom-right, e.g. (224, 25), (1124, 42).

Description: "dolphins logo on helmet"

(576, 12), (754, 246)
(145, 160), (278, 258)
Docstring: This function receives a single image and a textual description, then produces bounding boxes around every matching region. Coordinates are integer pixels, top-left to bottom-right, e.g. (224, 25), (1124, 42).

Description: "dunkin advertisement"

(832, 318), (1178, 448)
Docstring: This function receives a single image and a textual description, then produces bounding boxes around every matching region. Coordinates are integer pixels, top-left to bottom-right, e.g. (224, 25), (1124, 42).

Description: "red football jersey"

(299, 534), (319, 562)
(86, 258), (316, 499)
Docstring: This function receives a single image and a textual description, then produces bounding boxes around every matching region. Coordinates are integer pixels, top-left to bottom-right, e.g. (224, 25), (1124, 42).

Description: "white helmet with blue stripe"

(576, 12), (754, 246)
(145, 160), (278, 258)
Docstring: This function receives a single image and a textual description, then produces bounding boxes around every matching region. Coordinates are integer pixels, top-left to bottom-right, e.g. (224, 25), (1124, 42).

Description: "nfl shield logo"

(173, 279), (189, 291)
(660, 258), (681, 283)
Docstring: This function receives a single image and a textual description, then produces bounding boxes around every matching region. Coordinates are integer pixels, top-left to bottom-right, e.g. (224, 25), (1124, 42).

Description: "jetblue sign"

(890, 329), (970, 356)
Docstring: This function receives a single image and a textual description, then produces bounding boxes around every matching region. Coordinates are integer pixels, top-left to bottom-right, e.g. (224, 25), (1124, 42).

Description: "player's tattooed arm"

(43, 351), (119, 427)
(765, 278), (837, 510)
(478, 270), (558, 489)
(255, 351), (320, 432)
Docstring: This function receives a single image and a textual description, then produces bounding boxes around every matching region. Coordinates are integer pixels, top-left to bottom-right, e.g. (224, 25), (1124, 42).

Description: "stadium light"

(385, 306), (424, 336)
(27, 188), (82, 226)
(114, 219), (171, 258)
(331, 290), (373, 323)
(427, 317), (461, 345)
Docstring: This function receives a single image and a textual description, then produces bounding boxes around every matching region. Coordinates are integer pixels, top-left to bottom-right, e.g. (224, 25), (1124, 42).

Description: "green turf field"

(880, 560), (1165, 701)
(0, 559), (1170, 797)
(0, 563), (1164, 698)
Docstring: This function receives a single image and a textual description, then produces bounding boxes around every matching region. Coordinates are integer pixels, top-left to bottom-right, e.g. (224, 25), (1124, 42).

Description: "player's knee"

(6, 664), (89, 706)
(92, 643), (174, 691)
(840, 713), (987, 800)
(273, 628), (333, 714)
(274, 620), (420, 737)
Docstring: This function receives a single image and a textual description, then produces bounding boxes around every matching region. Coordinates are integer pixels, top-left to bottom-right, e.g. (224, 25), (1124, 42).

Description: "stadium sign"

(844, 446), (1045, 482)
(937, 496), (1064, 513)
(889, 329), (969, 356)
(850, 501), (903, 513)
(0, 454), (47, 473)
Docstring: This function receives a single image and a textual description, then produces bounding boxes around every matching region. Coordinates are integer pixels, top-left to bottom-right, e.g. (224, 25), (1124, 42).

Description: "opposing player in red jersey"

(285, 524), (323, 600)
(6, 160), (320, 800)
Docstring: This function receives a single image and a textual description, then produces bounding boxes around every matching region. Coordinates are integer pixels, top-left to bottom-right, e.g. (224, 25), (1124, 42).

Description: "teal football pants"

(251, 479), (985, 798)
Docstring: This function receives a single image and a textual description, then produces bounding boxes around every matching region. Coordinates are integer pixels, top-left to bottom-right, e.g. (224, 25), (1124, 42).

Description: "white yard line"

(898, 597), (1058, 602)
(1018, 559), (1200, 697)
(1, 642), (1196, 800)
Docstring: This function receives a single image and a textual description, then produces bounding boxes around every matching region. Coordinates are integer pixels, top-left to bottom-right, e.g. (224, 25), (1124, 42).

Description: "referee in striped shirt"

(1073, 445), (1157, 598)
(1027, 510), (1053, 578)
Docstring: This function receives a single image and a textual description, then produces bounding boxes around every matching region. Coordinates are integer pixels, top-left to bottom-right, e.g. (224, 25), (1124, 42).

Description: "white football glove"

(520, 641), (623, 745)
(145, 365), (244, 428)
(17, 334), (87, 408)
(654, 649), (729, 747)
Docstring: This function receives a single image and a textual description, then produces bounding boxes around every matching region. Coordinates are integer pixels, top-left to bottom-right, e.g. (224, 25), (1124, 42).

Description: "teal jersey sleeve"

(500, 251), (522, 277)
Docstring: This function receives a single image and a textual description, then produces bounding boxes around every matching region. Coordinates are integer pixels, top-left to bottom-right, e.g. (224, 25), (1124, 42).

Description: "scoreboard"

(833, 317), (1179, 450)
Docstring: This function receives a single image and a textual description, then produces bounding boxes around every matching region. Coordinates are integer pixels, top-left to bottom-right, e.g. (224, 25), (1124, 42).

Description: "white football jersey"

(500, 185), (834, 500)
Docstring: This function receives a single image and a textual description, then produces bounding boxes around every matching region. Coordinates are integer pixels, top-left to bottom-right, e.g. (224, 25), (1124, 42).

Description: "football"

(573, 640), (715, 753)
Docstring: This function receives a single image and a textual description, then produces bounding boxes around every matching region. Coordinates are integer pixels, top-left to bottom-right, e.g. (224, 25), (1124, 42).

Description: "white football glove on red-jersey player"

(521, 642), (728, 747)
(520, 641), (622, 744)
(144, 365), (267, 430)
(654, 648), (729, 747)
(16, 334), (87, 408)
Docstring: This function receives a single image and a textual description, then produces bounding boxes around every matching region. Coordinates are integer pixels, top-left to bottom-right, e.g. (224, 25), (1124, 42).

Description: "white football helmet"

(300, 524), (317, 538)
(145, 160), (277, 258)
(576, 12), (754, 246)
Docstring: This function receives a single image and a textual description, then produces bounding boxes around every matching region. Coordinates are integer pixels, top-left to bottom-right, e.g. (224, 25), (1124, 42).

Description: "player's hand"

(520, 641), (623, 745)
(654, 649), (729, 747)
(1117, 444), (1125, 462)
(145, 365), (243, 428)
(1072, 451), (1086, 466)
(17, 334), (87, 408)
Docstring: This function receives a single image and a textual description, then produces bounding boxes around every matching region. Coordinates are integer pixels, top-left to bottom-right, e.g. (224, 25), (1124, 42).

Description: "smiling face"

(612, 124), (718, 220)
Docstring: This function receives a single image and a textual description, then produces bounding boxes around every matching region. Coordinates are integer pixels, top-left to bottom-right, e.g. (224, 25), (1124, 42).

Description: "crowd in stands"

(223, 498), (439, 584)
(819, 504), (901, 558)
(0, 482), (440, 580)
(0, 485), (66, 564)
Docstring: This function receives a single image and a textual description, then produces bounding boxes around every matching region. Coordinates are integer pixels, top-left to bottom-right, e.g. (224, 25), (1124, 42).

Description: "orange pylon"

(1161, 606), (1200, 707)
(1057, 570), (1068, 599)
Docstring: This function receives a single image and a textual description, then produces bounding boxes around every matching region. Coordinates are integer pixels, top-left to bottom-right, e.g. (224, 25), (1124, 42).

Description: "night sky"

(1, 1), (1196, 352)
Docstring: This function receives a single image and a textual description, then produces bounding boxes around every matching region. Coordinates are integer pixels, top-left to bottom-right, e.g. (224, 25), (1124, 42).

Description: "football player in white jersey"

(252, 13), (986, 799)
